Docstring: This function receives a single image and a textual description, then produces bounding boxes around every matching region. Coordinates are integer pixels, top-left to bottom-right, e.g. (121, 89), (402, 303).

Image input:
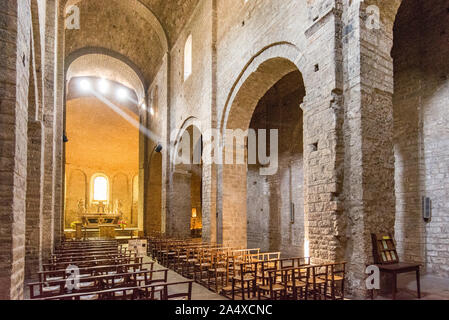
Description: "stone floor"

(145, 256), (227, 300)
(351, 273), (449, 300)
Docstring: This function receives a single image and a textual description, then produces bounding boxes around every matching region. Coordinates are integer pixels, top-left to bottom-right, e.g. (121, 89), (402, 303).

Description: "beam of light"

(149, 107), (155, 116)
(90, 89), (162, 145)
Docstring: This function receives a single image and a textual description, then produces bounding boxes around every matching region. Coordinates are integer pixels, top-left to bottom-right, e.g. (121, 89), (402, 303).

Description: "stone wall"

(247, 71), (305, 257)
(0, 0), (32, 300)
(393, 0), (449, 277)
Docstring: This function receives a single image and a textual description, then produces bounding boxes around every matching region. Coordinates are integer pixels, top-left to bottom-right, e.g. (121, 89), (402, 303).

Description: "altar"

(82, 214), (120, 228)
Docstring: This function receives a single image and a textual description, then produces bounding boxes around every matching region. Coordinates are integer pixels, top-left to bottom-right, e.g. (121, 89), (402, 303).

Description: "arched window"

(184, 34), (192, 81)
(92, 175), (109, 203)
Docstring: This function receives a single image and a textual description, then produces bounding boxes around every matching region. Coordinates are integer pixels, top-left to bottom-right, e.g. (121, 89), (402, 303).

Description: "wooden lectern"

(371, 234), (421, 300)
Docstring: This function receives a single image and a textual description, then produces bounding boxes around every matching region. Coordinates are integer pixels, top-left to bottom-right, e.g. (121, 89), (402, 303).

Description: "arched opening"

(63, 74), (140, 235)
(247, 70), (305, 256)
(92, 174), (109, 203)
(393, 0), (449, 277)
(222, 57), (306, 251)
(171, 124), (203, 238)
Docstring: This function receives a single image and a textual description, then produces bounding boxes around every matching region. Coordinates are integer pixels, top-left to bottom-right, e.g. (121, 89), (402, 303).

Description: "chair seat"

(113, 278), (125, 285)
(258, 284), (285, 291)
(314, 278), (326, 284)
(42, 285), (60, 293)
(80, 294), (99, 300)
(196, 263), (211, 267)
(187, 259), (198, 263)
(222, 284), (241, 292)
(114, 290), (134, 297)
(210, 268), (227, 273)
(79, 281), (96, 288)
(233, 275), (254, 282)
(287, 280), (307, 288)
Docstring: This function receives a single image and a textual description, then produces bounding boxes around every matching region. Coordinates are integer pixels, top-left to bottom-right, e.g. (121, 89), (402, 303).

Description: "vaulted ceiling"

(64, 0), (200, 87)
(140, 0), (200, 46)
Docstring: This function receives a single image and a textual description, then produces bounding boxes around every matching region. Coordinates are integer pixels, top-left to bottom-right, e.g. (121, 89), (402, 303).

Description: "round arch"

(218, 45), (308, 248)
(90, 173), (110, 204)
(170, 117), (203, 170)
(220, 42), (308, 134)
(66, 49), (146, 102)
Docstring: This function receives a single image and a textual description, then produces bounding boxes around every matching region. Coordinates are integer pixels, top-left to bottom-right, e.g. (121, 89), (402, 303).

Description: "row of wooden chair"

(148, 236), (346, 301)
(39, 281), (194, 300)
(28, 240), (193, 300)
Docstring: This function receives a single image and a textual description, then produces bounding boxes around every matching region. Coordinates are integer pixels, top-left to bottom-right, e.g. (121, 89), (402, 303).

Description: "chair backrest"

(238, 261), (258, 282)
(164, 281), (194, 300)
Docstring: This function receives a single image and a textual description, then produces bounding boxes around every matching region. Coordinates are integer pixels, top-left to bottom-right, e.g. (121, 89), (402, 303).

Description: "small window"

(93, 175), (108, 202)
(184, 34), (192, 81)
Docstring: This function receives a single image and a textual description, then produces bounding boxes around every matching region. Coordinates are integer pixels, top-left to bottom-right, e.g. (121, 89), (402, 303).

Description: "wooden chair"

(207, 250), (229, 293)
(257, 269), (286, 300)
(310, 264), (329, 300)
(194, 248), (213, 283)
(227, 261), (258, 300)
(320, 262), (346, 300)
(40, 287), (138, 301)
(281, 266), (311, 300)
(164, 281), (194, 300)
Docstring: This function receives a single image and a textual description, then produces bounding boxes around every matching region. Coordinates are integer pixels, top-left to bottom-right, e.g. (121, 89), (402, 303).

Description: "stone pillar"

(0, 0), (32, 300)
(341, 0), (401, 297)
(301, 3), (346, 267)
(41, 0), (58, 260)
(147, 151), (162, 234)
(53, 2), (65, 245)
(167, 170), (192, 238)
(220, 138), (247, 248)
(201, 162), (217, 243)
(25, 0), (45, 281)
(25, 121), (44, 280)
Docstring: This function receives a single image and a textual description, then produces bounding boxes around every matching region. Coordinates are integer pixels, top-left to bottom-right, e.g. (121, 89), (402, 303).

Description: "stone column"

(53, 1), (65, 244)
(0, 0), (32, 300)
(220, 137), (247, 248)
(201, 162), (217, 243)
(341, 0), (401, 296)
(25, 121), (44, 281)
(167, 170), (192, 238)
(301, 2), (346, 267)
(41, 0), (58, 260)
